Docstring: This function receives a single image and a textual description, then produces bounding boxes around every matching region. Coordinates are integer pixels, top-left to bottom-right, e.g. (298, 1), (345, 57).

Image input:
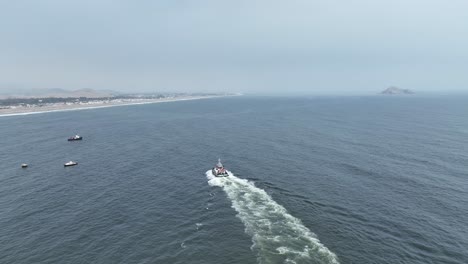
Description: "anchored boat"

(68, 135), (83, 141)
(64, 161), (78, 167)
(212, 158), (229, 177)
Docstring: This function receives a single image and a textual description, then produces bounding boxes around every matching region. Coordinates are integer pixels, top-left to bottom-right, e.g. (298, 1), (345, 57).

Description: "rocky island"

(381, 86), (414, 95)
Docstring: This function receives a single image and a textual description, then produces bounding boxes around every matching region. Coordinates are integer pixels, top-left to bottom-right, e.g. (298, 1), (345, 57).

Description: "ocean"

(0, 95), (467, 264)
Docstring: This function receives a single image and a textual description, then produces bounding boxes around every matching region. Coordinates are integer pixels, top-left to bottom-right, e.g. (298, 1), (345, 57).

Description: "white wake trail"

(207, 171), (339, 264)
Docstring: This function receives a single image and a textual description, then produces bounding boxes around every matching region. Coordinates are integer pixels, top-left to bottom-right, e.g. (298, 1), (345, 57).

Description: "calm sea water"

(1, 96), (467, 264)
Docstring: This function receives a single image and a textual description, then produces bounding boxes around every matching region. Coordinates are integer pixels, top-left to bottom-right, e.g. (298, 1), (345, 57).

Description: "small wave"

(206, 171), (339, 264)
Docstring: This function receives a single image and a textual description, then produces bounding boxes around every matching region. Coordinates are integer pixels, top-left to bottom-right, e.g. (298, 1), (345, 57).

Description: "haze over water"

(1, 96), (467, 263)
(2, 1), (468, 94)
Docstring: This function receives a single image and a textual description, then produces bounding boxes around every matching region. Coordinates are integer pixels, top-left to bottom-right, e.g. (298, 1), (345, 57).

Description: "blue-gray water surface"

(1, 96), (467, 264)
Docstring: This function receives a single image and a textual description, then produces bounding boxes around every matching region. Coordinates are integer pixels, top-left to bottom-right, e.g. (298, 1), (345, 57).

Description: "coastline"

(0, 95), (225, 117)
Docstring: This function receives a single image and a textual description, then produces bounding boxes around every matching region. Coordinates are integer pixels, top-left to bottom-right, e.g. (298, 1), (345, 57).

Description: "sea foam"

(206, 171), (339, 264)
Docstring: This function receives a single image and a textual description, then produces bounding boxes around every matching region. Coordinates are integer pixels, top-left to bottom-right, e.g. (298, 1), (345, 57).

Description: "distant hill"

(0, 88), (119, 99)
(381, 86), (414, 95)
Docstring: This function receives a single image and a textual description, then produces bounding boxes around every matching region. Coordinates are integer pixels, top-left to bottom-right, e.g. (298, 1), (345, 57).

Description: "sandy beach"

(0, 95), (222, 117)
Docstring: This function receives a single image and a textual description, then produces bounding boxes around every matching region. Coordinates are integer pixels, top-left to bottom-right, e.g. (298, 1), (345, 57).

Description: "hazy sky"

(1, 0), (467, 94)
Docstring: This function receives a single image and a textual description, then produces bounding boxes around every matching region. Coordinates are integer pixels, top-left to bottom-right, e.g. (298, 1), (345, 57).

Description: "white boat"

(64, 161), (78, 167)
(21, 163), (28, 168)
(68, 135), (83, 141)
(212, 158), (229, 177)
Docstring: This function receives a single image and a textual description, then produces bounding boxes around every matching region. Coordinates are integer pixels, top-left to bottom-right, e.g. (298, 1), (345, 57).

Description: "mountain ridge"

(0, 88), (119, 99)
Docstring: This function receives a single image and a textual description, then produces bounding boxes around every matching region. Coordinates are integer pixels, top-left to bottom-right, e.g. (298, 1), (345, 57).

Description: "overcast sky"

(1, 0), (467, 94)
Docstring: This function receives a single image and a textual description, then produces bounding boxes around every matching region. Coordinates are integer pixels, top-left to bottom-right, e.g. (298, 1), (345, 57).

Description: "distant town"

(0, 89), (235, 115)
(0, 93), (222, 108)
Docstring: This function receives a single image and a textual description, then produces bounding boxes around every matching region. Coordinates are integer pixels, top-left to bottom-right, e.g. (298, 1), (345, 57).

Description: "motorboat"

(21, 163), (28, 168)
(68, 135), (83, 141)
(212, 158), (229, 177)
(64, 161), (78, 167)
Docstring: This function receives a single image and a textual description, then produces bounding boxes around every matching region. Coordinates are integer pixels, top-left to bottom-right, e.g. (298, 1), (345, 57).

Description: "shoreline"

(0, 95), (225, 117)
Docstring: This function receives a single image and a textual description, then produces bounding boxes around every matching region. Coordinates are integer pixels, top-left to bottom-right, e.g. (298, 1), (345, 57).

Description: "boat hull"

(68, 138), (83, 141)
(212, 169), (229, 177)
(64, 163), (78, 167)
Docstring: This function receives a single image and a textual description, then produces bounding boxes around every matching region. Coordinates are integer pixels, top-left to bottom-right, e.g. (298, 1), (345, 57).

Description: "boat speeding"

(212, 158), (229, 177)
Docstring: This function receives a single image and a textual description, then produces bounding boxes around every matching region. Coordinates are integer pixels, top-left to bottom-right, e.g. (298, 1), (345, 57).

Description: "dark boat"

(212, 159), (229, 177)
(21, 163), (28, 168)
(68, 135), (83, 141)
(64, 161), (78, 167)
